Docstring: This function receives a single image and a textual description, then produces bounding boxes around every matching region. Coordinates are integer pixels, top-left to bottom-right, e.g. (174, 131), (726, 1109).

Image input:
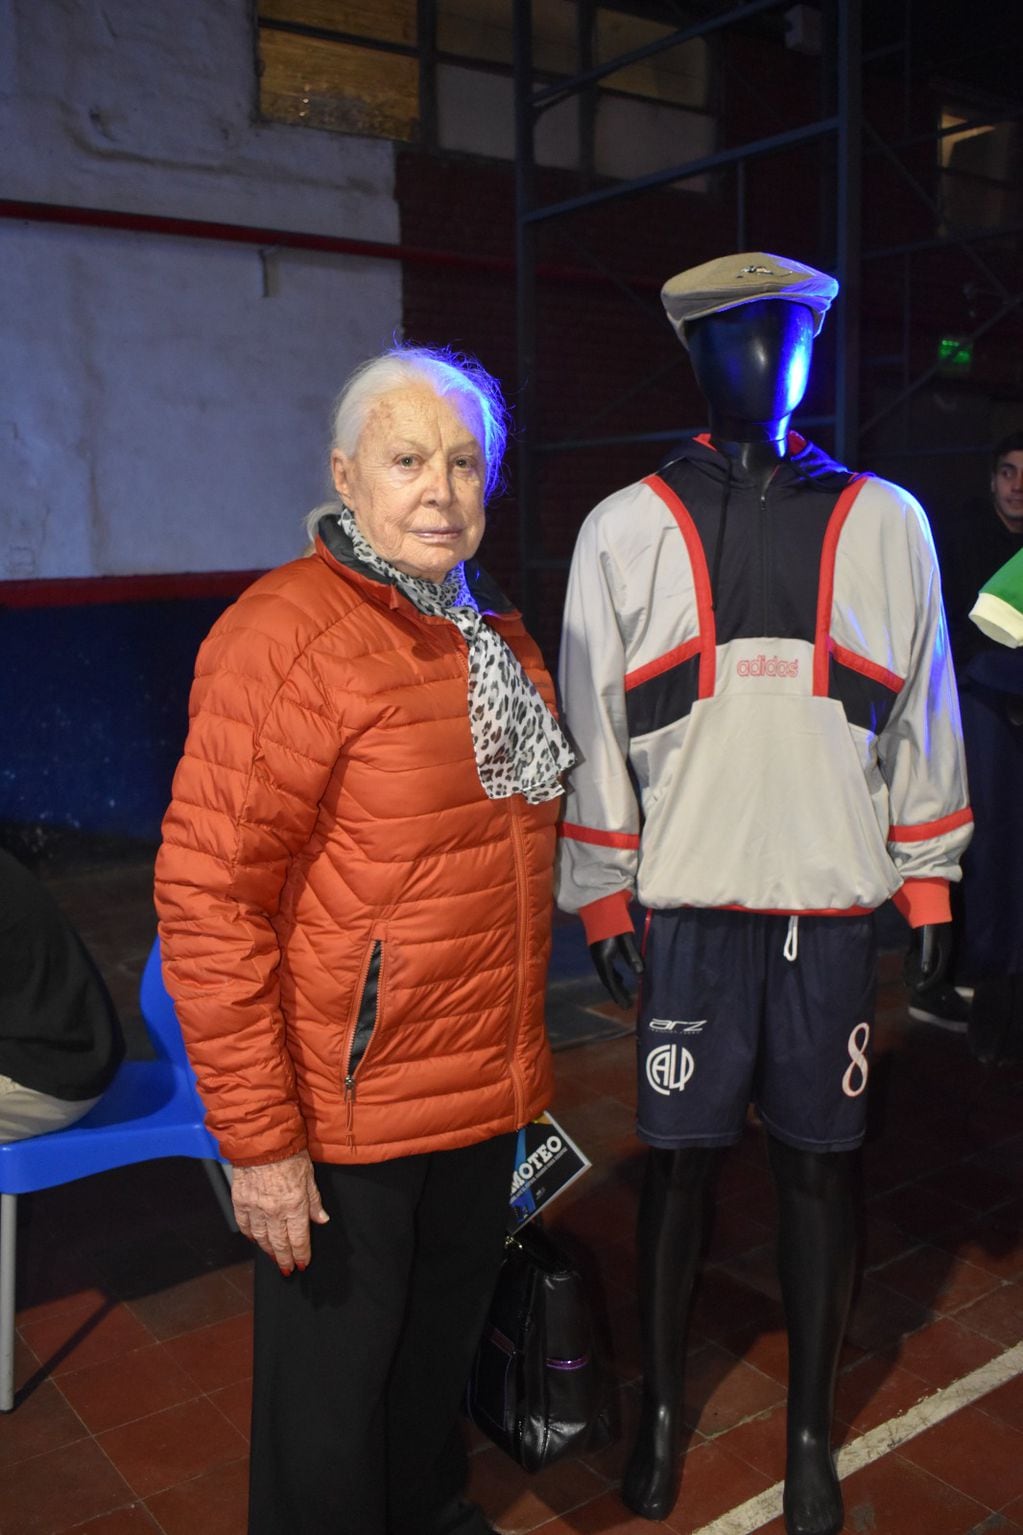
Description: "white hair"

(303, 343), (510, 543)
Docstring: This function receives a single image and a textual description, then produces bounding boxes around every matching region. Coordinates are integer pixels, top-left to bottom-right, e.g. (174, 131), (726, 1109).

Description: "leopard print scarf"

(338, 508), (575, 804)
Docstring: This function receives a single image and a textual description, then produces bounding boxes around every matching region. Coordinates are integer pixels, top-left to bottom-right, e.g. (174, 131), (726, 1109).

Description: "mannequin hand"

(589, 932), (644, 1009)
(903, 922), (953, 994)
(231, 1150), (329, 1274)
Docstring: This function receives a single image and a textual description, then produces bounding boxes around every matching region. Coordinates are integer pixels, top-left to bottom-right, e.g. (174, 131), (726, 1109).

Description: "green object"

(970, 545), (1023, 647)
(937, 335), (972, 373)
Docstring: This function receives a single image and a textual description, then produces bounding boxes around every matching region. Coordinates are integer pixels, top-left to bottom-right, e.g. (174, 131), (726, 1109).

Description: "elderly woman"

(154, 345), (573, 1535)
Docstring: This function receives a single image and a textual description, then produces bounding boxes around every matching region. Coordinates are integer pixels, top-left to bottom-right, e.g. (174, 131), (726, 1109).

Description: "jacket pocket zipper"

(342, 938), (383, 1150)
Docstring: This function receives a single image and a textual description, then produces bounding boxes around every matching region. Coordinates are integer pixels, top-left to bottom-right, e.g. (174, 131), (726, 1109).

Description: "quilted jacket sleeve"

(154, 591), (343, 1166)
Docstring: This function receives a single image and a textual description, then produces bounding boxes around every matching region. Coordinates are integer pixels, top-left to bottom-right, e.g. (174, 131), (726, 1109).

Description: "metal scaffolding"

(511, 0), (1020, 629)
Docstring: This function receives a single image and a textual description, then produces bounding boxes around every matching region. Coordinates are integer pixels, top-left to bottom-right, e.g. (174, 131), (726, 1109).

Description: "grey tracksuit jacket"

(555, 434), (973, 942)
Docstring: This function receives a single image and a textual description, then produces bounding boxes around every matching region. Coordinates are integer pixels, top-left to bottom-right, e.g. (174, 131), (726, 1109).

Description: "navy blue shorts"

(636, 908), (876, 1153)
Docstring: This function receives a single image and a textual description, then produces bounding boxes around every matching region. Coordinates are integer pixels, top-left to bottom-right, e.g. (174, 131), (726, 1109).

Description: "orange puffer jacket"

(155, 518), (558, 1167)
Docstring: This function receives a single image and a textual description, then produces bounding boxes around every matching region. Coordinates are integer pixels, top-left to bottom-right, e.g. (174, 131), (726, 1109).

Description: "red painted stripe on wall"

(0, 198), (664, 292)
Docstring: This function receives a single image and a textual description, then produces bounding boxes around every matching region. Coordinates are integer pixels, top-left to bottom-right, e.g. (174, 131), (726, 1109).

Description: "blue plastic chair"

(0, 936), (234, 1411)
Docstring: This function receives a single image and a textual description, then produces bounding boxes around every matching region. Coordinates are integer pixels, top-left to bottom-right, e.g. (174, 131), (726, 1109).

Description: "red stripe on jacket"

(642, 475), (717, 699)
(829, 642), (904, 694)
(888, 807), (973, 843)
(560, 822), (641, 850)
(813, 476), (871, 696)
(624, 636), (702, 692)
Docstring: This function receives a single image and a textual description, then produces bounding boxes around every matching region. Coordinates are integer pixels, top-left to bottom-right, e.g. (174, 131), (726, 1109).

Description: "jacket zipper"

(760, 481), (770, 633)
(342, 937), (382, 1151)
(344, 1068), (357, 1149)
(759, 466), (781, 633)
(507, 809), (527, 1125)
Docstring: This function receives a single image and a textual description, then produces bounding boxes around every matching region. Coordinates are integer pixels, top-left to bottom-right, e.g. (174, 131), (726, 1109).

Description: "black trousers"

(248, 1134), (514, 1535)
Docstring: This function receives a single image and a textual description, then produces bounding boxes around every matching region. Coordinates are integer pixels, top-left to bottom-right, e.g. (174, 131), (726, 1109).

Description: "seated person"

(0, 847), (125, 1141)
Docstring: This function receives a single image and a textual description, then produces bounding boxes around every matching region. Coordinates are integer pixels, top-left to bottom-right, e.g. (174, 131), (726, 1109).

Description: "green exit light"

(938, 336), (973, 371)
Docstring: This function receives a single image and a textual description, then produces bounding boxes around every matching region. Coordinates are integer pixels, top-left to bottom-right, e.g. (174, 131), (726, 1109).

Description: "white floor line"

(689, 1339), (1023, 1535)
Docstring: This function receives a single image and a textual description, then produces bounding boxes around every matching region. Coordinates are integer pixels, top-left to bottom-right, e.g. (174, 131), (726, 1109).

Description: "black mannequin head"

(686, 298), (815, 450)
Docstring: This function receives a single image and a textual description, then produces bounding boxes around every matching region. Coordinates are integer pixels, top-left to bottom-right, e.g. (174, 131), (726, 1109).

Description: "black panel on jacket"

(625, 655), (701, 739)
(827, 655), (899, 735)
(657, 440), (852, 647)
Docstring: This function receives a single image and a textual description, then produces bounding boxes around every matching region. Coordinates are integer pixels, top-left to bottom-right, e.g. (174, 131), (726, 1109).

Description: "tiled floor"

(2, 852), (1022, 1534)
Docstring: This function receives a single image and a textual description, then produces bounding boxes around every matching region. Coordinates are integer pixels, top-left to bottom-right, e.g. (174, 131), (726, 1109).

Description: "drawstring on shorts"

(783, 915), (799, 963)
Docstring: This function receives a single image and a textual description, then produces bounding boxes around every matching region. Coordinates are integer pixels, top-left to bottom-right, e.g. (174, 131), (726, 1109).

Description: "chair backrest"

(0, 933), (223, 1200)
(139, 936), (191, 1067)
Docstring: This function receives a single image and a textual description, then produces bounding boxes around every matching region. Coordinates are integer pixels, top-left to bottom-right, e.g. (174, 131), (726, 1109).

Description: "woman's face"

(331, 385), (487, 581)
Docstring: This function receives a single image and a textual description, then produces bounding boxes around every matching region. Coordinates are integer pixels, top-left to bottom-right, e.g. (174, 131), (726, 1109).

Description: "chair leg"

(203, 1160), (237, 1233)
(1, 1193), (17, 1412)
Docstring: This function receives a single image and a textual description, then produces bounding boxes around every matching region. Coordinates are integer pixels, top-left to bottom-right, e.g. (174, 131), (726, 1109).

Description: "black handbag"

(466, 1220), (611, 1473)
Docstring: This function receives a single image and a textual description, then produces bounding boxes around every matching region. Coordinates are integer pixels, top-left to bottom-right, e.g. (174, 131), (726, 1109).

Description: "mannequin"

(604, 301), (856, 1533)
(559, 255), (970, 1535)
(590, 297), (952, 1016)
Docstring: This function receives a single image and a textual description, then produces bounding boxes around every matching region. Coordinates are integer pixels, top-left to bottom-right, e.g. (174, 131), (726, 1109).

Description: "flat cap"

(661, 252), (839, 346)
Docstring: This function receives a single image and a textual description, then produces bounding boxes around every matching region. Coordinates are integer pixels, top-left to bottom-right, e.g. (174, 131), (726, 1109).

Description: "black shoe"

(908, 982), (970, 1031)
(397, 1499), (496, 1535)
(438, 1501), (497, 1535)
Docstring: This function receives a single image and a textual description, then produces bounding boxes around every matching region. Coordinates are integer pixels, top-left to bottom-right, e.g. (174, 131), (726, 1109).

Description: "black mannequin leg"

(620, 1146), (721, 1520)
(767, 1135), (859, 1535)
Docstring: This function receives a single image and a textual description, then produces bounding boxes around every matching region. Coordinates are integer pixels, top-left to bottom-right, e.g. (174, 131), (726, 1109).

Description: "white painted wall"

(0, 0), (401, 578)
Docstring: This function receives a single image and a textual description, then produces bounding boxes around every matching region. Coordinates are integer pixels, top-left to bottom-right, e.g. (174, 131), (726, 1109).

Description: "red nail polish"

(279, 1266), (293, 1277)
(296, 1260), (308, 1271)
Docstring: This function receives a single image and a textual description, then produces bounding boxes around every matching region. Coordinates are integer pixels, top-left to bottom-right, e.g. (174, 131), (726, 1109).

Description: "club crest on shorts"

(646, 1042), (696, 1095)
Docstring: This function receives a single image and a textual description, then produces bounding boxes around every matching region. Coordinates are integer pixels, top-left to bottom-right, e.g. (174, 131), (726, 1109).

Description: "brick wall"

(397, 148), (738, 662)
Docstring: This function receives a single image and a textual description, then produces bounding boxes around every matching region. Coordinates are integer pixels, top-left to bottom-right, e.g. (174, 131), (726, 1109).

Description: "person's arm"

(556, 505), (644, 1001)
(156, 604), (344, 1161)
(155, 592), (344, 1266)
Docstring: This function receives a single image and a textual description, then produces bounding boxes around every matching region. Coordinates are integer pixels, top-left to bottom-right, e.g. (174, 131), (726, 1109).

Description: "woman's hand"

(231, 1150), (330, 1274)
